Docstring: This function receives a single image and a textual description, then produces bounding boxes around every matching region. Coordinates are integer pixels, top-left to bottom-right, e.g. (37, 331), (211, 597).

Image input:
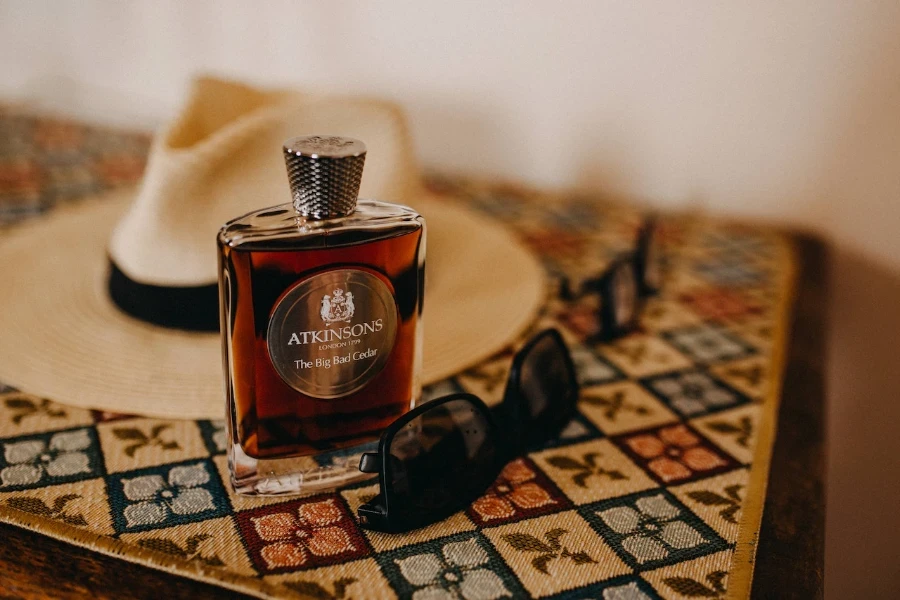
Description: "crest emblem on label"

(320, 288), (355, 324)
(267, 269), (398, 399)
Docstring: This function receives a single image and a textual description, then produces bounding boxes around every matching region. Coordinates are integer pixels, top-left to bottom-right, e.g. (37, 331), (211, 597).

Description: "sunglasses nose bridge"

(358, 452), (380, 473)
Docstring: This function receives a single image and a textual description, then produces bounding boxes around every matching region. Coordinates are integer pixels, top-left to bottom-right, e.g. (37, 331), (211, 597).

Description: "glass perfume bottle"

(218, 136), (425, 495)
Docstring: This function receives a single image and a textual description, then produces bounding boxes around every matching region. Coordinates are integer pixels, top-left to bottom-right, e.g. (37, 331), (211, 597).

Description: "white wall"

(3, 0), (900, 272)
(2, 1), (899, 596)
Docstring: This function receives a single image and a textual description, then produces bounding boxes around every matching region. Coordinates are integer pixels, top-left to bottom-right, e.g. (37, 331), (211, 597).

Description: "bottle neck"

(292, 196), (358, 220)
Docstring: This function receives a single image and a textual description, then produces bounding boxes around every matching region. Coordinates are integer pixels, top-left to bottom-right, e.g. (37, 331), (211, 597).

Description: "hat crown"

(108, 78), (423, 286)
(283, 136), (366, 219)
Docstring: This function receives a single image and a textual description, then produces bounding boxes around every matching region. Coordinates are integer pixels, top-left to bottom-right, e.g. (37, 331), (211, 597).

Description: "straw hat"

(0, 77), (545, 420)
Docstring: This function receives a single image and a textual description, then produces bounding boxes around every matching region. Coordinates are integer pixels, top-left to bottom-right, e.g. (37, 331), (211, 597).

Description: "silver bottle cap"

(283, 136), (367, 219)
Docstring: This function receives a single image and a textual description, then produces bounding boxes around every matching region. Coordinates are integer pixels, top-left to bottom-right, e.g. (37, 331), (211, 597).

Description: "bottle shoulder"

(218, 200), (424, 250)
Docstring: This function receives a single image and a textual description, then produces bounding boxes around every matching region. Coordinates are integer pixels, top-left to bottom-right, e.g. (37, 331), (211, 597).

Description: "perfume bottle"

(218, 136), (426, 495)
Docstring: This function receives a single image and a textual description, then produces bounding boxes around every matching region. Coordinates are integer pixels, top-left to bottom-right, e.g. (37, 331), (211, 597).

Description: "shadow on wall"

(826, 245), (900, 599)
(818, 15), (900, 596)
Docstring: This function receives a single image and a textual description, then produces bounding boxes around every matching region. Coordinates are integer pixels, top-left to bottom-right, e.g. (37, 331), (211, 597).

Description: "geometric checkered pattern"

(0, 111), (795, 598)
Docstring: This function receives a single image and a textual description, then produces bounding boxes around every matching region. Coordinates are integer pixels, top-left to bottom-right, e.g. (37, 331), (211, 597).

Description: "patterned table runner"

(0, 110), (794, 599)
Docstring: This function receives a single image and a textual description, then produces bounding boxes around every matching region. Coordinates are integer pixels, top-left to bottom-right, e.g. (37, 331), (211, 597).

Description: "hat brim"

(0, 187), (545, 420)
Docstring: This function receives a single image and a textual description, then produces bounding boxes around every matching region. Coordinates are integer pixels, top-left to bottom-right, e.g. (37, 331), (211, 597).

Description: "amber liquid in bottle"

(221, 223), (423, 460)
(220, 199), (425, 496)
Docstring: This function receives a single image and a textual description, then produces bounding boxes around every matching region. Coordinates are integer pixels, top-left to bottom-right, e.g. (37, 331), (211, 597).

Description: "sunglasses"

(357, 328), (578, 533)
(567, 216), (663, 341)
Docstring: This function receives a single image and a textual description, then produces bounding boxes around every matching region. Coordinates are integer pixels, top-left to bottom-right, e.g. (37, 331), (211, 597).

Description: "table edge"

(750, 232), (828, 599)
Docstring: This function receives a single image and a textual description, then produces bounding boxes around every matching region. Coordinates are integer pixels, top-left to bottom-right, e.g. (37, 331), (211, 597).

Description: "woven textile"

(0, 110), (794, 599)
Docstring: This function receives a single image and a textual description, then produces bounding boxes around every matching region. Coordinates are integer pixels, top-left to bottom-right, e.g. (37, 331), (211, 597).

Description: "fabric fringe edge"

(724, 235), (799, 600)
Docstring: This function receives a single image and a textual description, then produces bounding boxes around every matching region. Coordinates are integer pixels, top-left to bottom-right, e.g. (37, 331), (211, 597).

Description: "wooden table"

(0, 235), (827, 600)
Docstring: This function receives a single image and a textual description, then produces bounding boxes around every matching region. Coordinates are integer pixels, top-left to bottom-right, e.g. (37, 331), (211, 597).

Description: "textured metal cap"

(283, 136), (367, 219)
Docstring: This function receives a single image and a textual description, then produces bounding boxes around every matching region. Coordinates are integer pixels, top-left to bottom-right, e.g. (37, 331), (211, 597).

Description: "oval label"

(267, 269), (398, 399)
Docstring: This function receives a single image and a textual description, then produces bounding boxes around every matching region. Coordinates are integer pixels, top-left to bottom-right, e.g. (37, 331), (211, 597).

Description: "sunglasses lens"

(612, 263), (637, 327)
(387, 397), (498, 521)
(517, 331), (578, 436)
